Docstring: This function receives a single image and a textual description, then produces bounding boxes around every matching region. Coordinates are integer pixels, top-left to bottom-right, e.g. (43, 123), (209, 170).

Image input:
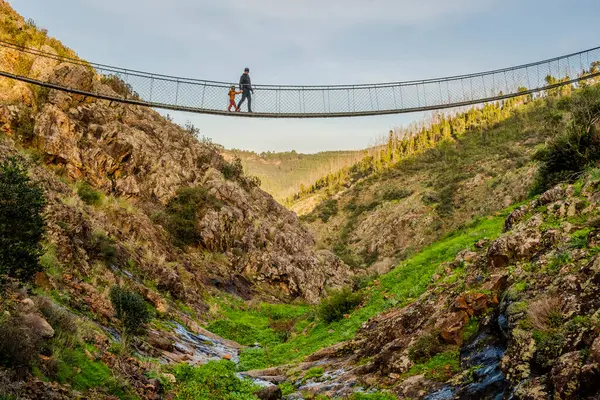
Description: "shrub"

(381, 187), (412, 202)
(318, 287), (363, 323)
(545, 252), (572, 275)
(221, 157), (244, 180)
(10, 108), (36, 143)
(408, 332), (443, 364)
(0, 316), (43, 368)
(77, 182), (102, 206)
(533, 329), (565, 369)
(173, 360), (259, 400)
(91, 231), (119, 265)
(532, 86), (600, 193)
(268, 318), (296, 342)
(0, 158), (46, 279)
(315, 198), (338, 222)
(279, 382), (295, 396)
(528, 295), (567, 330)
(160, 186), (222, 247)
(302, 367), (324, 383)
(183, 121), (200, 139)
(109, 286), (152, 335)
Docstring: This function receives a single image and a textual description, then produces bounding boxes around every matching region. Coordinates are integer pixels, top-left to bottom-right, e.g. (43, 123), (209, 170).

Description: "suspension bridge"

(1, 39), (599, 118)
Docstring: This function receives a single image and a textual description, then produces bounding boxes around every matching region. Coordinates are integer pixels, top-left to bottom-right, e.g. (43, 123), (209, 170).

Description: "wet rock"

(22, 313), (54, 339)
(254, 385), (282, 400)
(147, 331), (174, 352)
(550, 351), (582, 399)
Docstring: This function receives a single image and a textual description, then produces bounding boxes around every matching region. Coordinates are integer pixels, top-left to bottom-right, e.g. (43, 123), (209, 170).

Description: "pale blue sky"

(10, 0), (600, 153)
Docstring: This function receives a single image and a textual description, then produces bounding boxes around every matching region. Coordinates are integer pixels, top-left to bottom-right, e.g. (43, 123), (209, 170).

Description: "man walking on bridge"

(237, 67), (253, 113)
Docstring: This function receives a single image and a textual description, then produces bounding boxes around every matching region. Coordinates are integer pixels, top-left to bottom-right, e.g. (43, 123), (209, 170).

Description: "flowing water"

(425, 310), (509, 400)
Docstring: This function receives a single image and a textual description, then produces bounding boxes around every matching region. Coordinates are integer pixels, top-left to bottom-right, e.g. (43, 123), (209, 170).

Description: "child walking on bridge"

(227, 86), (241, 112)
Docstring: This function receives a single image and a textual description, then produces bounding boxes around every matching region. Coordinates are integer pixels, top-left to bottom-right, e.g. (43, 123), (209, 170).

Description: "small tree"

(109, 286), (152, 336)
(0, 158), (45, 279)
(318, 287), (363, 323)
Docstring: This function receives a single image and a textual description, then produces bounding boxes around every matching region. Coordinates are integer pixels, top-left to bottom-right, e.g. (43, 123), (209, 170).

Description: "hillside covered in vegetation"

(293, 80), (598, 275)
(222, 149), (365, 203)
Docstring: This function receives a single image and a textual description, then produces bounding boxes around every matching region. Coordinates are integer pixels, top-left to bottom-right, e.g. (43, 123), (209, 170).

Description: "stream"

(424, 309), (509, 400)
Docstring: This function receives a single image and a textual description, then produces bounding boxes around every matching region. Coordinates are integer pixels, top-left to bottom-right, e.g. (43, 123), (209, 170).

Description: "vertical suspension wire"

(347, 88), (350, 113)
(469, 76), (474, 101)
(399, 84), (404, 108)
(149, 77), (154, 102)
(481, 75), (487, 100)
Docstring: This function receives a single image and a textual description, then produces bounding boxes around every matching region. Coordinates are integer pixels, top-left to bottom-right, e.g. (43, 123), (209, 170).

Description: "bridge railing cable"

(0, 39), (599, 118)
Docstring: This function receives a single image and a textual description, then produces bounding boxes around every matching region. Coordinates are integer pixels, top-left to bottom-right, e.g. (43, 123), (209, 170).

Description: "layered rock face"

(0, 22), (350, 303)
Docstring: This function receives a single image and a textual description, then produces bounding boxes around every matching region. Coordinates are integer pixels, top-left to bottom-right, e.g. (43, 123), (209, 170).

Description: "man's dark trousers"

(238, 90), (252, 112)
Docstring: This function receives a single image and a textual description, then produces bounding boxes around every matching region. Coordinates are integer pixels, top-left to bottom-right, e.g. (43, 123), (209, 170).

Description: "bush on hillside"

(0, 158), (46, 279)
(91, 231), (119, 265)
(109, 286), (152, 335)
(408, 332), (444, 364)
(173, 360), (259, 400)
(318, 287), (363, 323)
(0, 316), (43, 368)
(10, 108), (36, 143)
(532, 86), (600, 193)
(159, 186), (222, 247)
(221, 157), (244, 180)
(77, 182), (102, 206)
(316, 198), (338, 222)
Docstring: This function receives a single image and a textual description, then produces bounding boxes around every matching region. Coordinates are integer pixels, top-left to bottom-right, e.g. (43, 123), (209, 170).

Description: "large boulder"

(22, 313), (54, 339)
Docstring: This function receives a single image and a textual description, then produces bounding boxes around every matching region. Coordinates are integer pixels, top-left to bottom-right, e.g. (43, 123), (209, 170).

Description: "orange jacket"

(228, 89), (241, 100)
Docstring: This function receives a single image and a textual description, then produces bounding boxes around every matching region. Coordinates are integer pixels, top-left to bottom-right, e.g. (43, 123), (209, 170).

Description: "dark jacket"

(239, 73), (253, 92)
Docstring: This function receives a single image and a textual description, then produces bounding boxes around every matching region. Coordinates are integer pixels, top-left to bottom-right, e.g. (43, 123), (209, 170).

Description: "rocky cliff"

(0, 0), (350, 306)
